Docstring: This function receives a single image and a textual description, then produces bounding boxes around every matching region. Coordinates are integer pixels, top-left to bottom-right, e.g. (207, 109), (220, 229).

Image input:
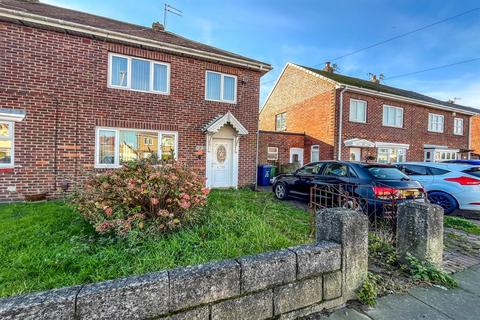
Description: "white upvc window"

(311, 145), (320, 162)
(95, 127), (178, 168)
(205, 71), (237, 103)
(349, 99), (367, 123)
(428, 113), (444, 133)
(275, 113), (286, 131)
(108, 53), (170, 94)
(0, 121), (14, 167)
(454, 118), (464, 135)
(267, 147), (279, 161)
(377, 147), (406, 164)
(382, 105), (403, 128)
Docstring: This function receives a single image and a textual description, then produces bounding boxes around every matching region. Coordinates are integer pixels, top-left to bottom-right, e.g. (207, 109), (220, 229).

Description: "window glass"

(275, 113), (286, 131)
(430, 167), (450, 175)
(311, 145), (320, 162)
(377, 147), (406, 164)
(297, 163), (322, 175)
(206, 72), (221, 100)
(463, 168), (480, 178)
(139, 132), (158, 160)
(323, 163), (348, 177)
(0, 139), (12, 164)
(131, 59), (150, 91)
(383, 106), (403, 127)
(401, 165), (429, 175)
(267, 147), (278, 161)
(454, 118), (463, 135)
(223, 76), (235, 101)
(111, 56), (128, 87)
(98, 130), (115, 164)
(368, 166), (409, 180)
(349, 100), (366, 122)
(153, 63), (168, 93)
(428, 114), (444, 132)
(161, 134), (175, 160)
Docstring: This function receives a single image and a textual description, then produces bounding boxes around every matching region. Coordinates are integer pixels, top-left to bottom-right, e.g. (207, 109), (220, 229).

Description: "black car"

(271, 161), (425, 216)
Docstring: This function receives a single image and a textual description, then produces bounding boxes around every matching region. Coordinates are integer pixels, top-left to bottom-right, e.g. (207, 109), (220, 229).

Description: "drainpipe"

(337, 86), (348, 160)
(468, 117), (472, 159)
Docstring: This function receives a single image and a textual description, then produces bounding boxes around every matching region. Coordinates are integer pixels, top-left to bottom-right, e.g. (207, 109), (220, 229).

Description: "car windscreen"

(367, 166), (410, 180)
(463, 167), (480, 178)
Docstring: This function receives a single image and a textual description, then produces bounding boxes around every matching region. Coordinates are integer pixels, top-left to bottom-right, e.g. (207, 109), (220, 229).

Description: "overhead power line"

(386, 57), (480, 80)
(313, 7), (480, 66)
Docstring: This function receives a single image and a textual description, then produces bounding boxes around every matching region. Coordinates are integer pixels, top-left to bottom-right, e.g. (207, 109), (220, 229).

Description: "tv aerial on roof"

(163, 4), (183, 29)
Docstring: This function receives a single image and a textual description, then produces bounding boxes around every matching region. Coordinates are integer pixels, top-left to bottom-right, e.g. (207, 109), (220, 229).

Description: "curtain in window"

(223, 76), (235, 101)
(131, 59), (150, 91)
(311, 146), (320, 162)
(111, 56), (128, 87)
(206, 72), (221, 100)
(98, 130), (115, 164)
(357, 103), (365, 121)
(153, 64), (168, 92)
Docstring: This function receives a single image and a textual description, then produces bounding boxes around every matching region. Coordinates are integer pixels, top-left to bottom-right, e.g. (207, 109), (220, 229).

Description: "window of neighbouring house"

(205, 71), (237, 103)
(96, 127), (177, 167)
(109, 53), (170, 94)
(0, 121), (13, 167)
(428, 113), (444, 133)
(349, 99), (367, 123)
(382, 105), (403, 128)
(310, 145), (320, 162)
(454, 118), (464, 135)
(275, 113), (286, 131)
(377, 147), (406, 164)
(267, 147), (278, 161)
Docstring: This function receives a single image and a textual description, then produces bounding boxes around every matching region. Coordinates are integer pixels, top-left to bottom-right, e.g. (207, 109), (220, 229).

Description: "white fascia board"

(0, 8), (272, 72)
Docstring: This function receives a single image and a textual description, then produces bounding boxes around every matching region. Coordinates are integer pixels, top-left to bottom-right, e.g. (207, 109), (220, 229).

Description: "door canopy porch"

(344, 138), (375, 148)
(202, 111), (248, 136)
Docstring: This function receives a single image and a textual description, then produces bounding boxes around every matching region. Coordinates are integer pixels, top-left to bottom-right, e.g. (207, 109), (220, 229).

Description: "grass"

(444, 216), (480, 235)
(0, 189), (311, 298)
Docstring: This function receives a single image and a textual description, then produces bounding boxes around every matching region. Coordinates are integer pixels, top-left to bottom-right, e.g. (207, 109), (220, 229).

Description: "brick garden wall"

(0, 21), (263, 201)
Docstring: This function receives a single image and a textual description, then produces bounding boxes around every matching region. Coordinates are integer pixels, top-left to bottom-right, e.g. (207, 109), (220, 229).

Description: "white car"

(395, 162), (480, 214)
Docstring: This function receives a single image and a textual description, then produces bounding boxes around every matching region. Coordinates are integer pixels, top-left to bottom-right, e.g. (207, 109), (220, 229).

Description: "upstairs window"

(275, 113), (286, 131)
(267, 147), (278, 161)
(109, 53), (170, 94)
(454, 118), (464, 135)
(96, 128), (177, 168)
(205, 71), (237, 103)
(428, 113), (444, 133)
(383, 105), (403, 128)
(349, 99), (367, 123)
(0, 121), (13, 167)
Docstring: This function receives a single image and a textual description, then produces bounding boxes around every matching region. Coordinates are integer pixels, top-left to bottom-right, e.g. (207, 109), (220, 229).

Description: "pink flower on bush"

(201, 188), (210, 196)
(150, 197), (159, 205)
(104, 207), (113, 217)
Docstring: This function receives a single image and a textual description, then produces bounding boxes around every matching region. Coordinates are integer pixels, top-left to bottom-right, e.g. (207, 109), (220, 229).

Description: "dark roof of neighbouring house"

(300, 64), (479, 114)
(0, 0), (271, 70)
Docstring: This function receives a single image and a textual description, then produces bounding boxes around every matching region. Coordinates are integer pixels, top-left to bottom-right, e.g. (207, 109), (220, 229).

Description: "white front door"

(290, 148), (304, 166)
(211, 139), (233, 188)
(349, 147), (361, 161)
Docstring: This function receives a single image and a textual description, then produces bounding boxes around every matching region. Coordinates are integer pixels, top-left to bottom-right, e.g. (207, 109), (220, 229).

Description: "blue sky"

(44, 0), (480, 108)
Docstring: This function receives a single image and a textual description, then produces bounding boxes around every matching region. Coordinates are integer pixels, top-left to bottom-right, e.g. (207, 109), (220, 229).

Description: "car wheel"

(427, 191), (458, 215)
(274, 183), (288, 200)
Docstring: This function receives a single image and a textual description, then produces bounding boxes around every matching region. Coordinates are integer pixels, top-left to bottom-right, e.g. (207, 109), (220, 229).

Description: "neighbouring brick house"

(471, 116), (480, 159)
(259, 62), (479, 167)
(0, 0), (271, 201)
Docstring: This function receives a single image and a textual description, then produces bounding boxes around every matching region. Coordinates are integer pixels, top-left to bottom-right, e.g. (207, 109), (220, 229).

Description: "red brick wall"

(258, 131), (305, 165)
(0, 22), (263, 201)
(337, 90), (471, 161)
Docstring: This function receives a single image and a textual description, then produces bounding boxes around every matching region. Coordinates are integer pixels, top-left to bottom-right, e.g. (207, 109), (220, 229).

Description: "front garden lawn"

(0, 189), (311, 298)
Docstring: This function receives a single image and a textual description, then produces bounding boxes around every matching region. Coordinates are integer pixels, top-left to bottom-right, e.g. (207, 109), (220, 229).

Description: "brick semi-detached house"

(0, 0), (271, 201)
(259, 63), (479, 167)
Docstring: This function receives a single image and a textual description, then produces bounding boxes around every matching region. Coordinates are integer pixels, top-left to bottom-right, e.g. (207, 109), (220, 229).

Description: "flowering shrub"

(72, 158), (209, 237)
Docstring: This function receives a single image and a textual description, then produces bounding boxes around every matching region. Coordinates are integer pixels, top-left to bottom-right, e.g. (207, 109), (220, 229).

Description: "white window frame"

(310, 145), (320, 162)
(95, 127), (178, 168)
(108, 53), (170, 95)
(205, 70), (237, 103)
(454, 118), (464, 136)
(267, 147), (279, 161)
(382, 105), (404, 128)
(428, 113), (444, 133)
(0, 121), (14, 168)
(275, 113), (286, 131)
(377, 147), (407, 164)
(349, 99), (367, 123)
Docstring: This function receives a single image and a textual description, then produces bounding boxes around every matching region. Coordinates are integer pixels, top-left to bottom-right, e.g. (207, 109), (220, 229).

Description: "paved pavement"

(315, 265), (480, 320)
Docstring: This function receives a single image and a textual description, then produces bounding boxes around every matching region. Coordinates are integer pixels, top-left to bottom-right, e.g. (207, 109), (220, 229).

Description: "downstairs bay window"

(0, 121), (14, 167)
(95, 127), (178, 168)
(377, 147), (406, 164)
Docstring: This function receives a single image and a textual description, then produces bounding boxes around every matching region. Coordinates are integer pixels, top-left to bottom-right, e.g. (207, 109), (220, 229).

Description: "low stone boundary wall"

(0, 208), (368, 320)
